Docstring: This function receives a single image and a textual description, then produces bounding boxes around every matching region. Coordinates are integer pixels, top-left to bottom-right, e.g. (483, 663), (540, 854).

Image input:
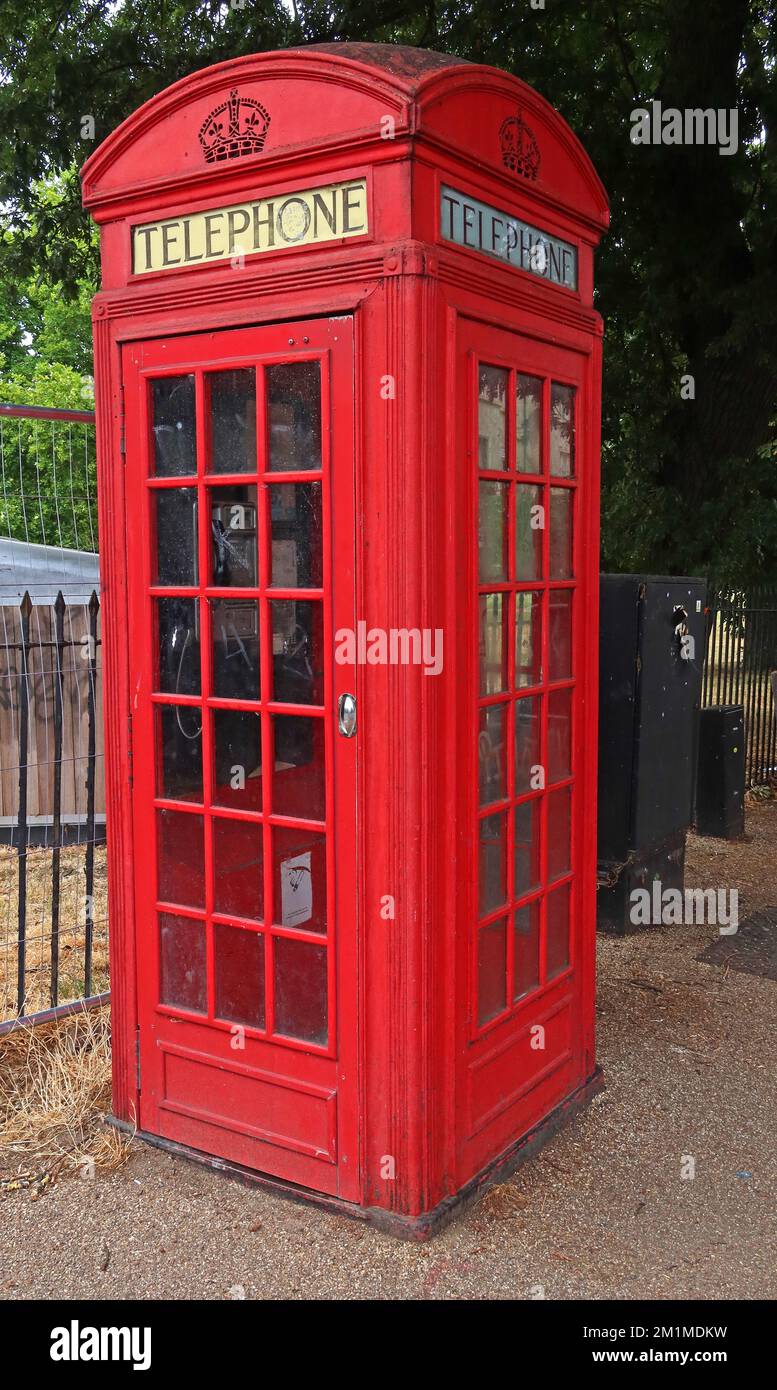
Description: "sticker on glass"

(280, 851), (312, 927)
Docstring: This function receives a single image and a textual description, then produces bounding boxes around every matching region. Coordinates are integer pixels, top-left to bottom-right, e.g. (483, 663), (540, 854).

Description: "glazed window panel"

(151, 375), (196, 478)
(274, 936), (328, 1045)
(514, 901), (541, 1000)
(547, 687), (572, 784)
(214, 923), (265, 1030)
(212, 709), (262, 812)
(272, 825), (327, 934)
(515, 590), (543, 688)
(154, 488), (198, 586)
(478, 365), (508, 470)
(157, 809), (205, 909)
(550, 382), (575, 478)
(546, 882), (571, 979)
(213, 817), (263, 922)
(267, 361), (322, 473)
(479, 811), (508, 916)
(548, 589), (573, 681)
(549, 487), (573, 580)
(515, 484), (544, 581)
(514, 694), (541, 796)
(272, 714), (326, 820)
(211, 599), (260, 700)
(478, 481), (509, 582)
(210, 486), (259, 587)
(547, 786), (572, 882)
(479, 593), (509, 695)
(478, 703), (508, 806)
(514, 797), (541, 898)
(515, 374), (542, 474)
(207, 368), (257, 475)
(159, 913), (207, 1014)
(477, 918), (507, 1025)
(270, 482), (324, 588)
(271, 599), (324, 705)
(157, 704), (203, 803)
(156, 598), (200, 696)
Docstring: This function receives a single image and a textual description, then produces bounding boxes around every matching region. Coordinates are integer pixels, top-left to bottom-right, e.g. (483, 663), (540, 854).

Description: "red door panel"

(122, 318), (359, 1200)
(457, 317), (596, 1183)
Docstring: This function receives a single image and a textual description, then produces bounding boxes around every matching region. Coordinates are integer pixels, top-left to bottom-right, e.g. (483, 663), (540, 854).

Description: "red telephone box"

(82, 42), (608, 1236)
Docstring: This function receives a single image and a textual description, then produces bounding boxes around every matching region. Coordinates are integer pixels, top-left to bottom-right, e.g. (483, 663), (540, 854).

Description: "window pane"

(514, 695), (541, 796)
(514, 798), (541, 898)
(272, 715), (325, 820)
(207, 368), (256, 475)
(270, 483), (323, 587)
(478, 918), (507, 1025)
(479, 593), (508, 695)
(479, 811), (507, 916)
(211, 486), (258, 587)
(267, 362), (322, 472)
(549, 590), (573, 681)
(516, 374), (542, 474)
(156, 598), (200, 696)
(211, 599), (260, 700)
(274, 937), (328, 1044)
(548, 688), (572, 783)
(214, 924), (265, 1029)
(159, 913), (206, 1013)
(213, 710), (262, 811)
(478, 365), (508, 470)
(514, 901), (540, 1000)
(549, 488), (573, 579)
(515, 484), (543, 580)
(547, 786), (571, 882)
(478, 702), (507, 806)
(155, 489), (198, 586)
(550, 382), (575, 477)
(151, 376), (196, 477)
(478, 481), (508, 582)
(515, 590), (542, 688)
(547, 883), (571, 979)
(272, 826), (327, 934)
(157, 810), (204, 909)
(271, 599), (324, 705)
(213, 817), (263, 922)
(157, 705), (202, 802)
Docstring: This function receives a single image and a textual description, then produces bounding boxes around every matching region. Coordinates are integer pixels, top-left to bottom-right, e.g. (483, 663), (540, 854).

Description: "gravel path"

(2, 805), (775, 1301)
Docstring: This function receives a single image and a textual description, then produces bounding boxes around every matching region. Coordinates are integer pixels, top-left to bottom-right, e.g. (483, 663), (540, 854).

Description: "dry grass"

(0, 1006), (131, 1193)
(0, 844), (109, 1020)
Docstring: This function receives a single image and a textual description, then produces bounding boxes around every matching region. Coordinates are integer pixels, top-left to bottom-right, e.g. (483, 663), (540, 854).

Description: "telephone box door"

(122, 318), (359, 1199)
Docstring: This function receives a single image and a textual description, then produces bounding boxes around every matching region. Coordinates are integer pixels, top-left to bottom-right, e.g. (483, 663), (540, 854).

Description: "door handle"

(337, 692), (357, 738)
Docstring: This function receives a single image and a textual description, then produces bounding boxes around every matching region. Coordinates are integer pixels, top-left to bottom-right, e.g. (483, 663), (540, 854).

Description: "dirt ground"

(1, 801), (775, 1301)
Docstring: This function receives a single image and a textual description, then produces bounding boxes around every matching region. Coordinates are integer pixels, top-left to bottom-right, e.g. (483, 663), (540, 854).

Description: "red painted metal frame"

(82, 43), (608, 1231)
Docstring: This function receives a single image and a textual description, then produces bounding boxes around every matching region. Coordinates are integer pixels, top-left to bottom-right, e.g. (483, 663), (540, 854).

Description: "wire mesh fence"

(0, 405), (107, 1028)
(702, 583), (777, 787)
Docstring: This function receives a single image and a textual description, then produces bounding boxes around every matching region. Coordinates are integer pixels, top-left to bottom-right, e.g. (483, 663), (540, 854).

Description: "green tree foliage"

(0, 1), (774, 581)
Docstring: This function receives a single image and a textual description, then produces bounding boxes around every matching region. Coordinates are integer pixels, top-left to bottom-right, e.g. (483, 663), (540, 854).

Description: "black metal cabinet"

(597, 574), (707, 931)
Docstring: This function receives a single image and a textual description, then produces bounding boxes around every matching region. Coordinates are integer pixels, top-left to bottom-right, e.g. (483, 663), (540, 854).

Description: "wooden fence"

(702, 584), (777, 786)
(0, 593), (105, 827)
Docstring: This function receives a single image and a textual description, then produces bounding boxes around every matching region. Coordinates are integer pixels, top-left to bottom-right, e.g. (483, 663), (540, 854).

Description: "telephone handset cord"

(174, 627), (202, 740)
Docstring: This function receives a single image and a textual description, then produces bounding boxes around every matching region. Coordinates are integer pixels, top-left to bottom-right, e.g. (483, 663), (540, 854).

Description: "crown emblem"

(500, 110), (541, 181)
(198, 88), (271, 163)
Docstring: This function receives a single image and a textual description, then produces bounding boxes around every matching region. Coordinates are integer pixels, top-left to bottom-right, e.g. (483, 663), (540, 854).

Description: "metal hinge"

(127, 710), (134, 788)
(135, 1029), (141, 1091)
